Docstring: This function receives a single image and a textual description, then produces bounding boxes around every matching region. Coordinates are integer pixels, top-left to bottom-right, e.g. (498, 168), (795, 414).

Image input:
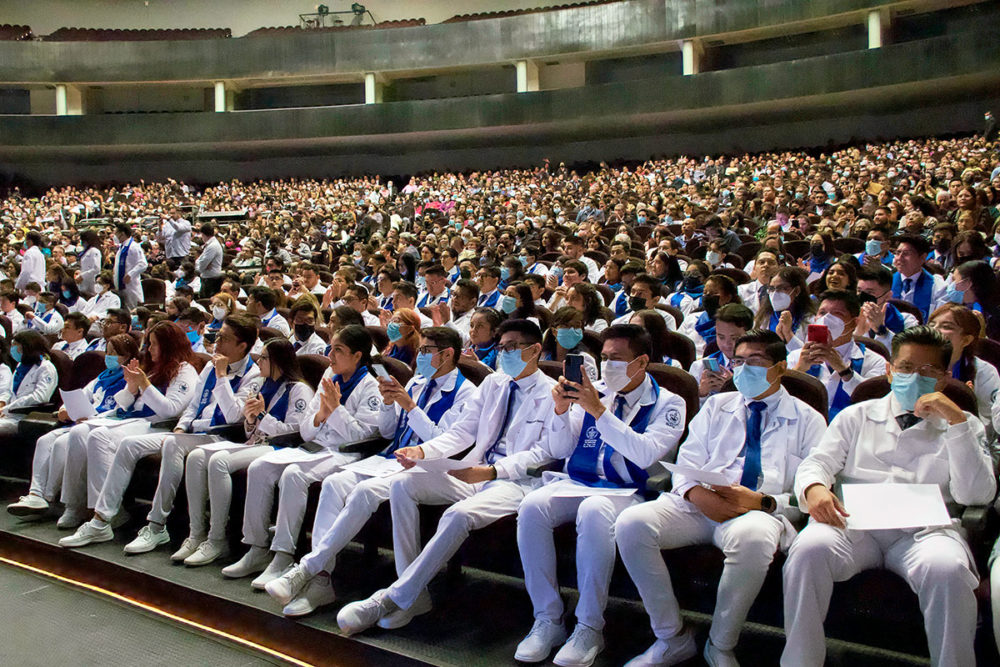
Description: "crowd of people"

(0, 132), (999, 666)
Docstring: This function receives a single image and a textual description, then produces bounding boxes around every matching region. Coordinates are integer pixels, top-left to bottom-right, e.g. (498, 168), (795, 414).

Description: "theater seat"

(366, 325), (389, 351)
(975, 338), (1000, 374)
(257, 326), (284, 343)
(537, 360), (562, 382)
(887, 298), (924, 325)
(375, 355), (413, 387)
(457, 357), (492, 385)
(855, 336), (890, 361)
(662, 331), (696, 371)
(646, 363), (698, 429)
(140, 278), (166, 307)
(297, 354), (330, 389)
(68, 351), (106, 390)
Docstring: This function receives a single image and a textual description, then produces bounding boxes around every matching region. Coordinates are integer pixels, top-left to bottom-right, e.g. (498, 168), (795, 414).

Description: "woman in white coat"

(175, 338), (315, 567)
(0, 330), (58, 436)
(75, 229), (103, 298)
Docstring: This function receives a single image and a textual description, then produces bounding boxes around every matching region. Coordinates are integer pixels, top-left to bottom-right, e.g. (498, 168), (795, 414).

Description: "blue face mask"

(186, 329), (200, 345)
(518, 256), (528, 267)
(387, 321), (403, 342)
(865, 239), (882, 256)
(35, 303), (46, 315)
(62, 290), (72, 300)
(500, 267), (510, 281)
(415, 351), (437, 378)
(891, 372), (938, 412)
(499, 295), (518, 314)
(555, 327), (584, 350)
(944, 284), (965, 304)
(637, 216), (647, 224)
(10, 346), (22, 364)
(498, 348), (528, 378)
(105, 354), (121, 371)
(732, 363), (773, 399)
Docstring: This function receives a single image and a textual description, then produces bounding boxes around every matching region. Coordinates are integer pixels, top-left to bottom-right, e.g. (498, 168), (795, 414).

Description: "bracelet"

(490, 465), (498, 480)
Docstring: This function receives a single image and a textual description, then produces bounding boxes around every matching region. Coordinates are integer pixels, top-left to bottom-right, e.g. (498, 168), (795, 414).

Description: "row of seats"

(41, 27), (232, 41)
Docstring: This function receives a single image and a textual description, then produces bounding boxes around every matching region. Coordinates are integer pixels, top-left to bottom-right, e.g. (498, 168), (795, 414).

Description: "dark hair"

(330, 305), (364, 330)
(497, 318), (543, 346)
(64, 311), (90, 332)
(333, 324), (373, 368)
(79, 229), (99, 248)
(891, 325), (952, 370)
(393, 281), (419, 302)
(0, 289), (18, 306)
(397, 253), (418, 283)
(424, 264), (447, 278)
(453, 278), (480, 301)
(856, 264), (893, 288)
(479, 265), (501, 280)
(506, 283), (536, 320)
(608, 319), (655, 359)
(106, 332), (139, 362)
(753, 267), (816, 329)
(12, 330), (49, 365)
(821, 259), (858, 293)
(248, 286), (278, 311)
(735, 329), (787, 364)
(715, 303), (755, 329)
(26, 230), (44, 247)
(956, 260), (1000, 312)
(177, 307), (207, 326)
(562, 259), (588, 277)
(953, 230), (990, 262)
(569, 282), (603, 327)
(223, 313), (259, 352)
(818, 289), (861, 318)
(260, 338), (305, 384)
(421, 326), (463, 364)
(200, 223), (215, 236)
(114, 222), (131, 238)
(894, 234), (930, 257)
(705, 274), (740, 303)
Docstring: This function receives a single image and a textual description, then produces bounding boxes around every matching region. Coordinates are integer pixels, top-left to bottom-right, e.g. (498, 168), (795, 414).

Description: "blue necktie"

(614, 395), (626, 420)
(739, 401), (767, 491)
(902, 278), (913, 294)
(395, 378), (437, 448)
(485, 381), (518, 464)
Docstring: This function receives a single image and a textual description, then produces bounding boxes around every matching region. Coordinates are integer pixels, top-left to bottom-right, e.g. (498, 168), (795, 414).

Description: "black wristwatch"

(838, 367), (854, 380)
(760, 494), (777, 514)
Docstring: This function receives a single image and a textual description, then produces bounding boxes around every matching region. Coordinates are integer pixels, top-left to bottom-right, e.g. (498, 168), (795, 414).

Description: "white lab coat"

(112, 239), (147, 308)
(176, 355), (262, 433)
(1, 359), (58, 411)
(15, 246), (45, 293)
(78, 246), (102, 296)
(112, 361), (199, 421)
(375, 367), (477, 444)
(27, 309), (63, 336)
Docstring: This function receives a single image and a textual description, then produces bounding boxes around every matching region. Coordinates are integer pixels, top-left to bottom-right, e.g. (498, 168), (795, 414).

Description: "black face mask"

(294, 323), (314, 341)
(628, 296), (647, 312)
(935, 238), (952, 253)
(701, 294), (721, 318)
(857, 291), (878, 305)
(810, 243), (826, 257)
(682, 275), (702, 292)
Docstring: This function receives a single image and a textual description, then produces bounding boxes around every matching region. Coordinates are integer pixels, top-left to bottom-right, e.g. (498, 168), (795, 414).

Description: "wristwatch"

(837, 367), (854, 380)
(760, 494), (777, 514)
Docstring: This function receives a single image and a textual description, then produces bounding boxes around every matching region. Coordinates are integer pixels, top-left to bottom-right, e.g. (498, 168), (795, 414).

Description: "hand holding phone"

(704, 357), (721, 374)
(563, 354), (585, 385)
(372, 364), (391, 380)
(807, 324), (830, 345)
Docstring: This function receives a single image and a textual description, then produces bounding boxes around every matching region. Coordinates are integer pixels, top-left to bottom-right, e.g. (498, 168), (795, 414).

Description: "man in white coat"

(782, 326), (994, 667)
(616, 329), (826, 667)
(160, 206), (192, 268)
(111, 223), (147, 310)
(514, 324), (687, 666)
(15, 231), (46, 296)
(336, 319), (558, 634)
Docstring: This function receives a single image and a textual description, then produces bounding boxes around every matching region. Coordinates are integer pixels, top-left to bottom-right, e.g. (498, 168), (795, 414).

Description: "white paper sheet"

(85, 417), (144, 428)
(343, 456), (405, 478)
(410, 457), (473, 473)
(550, 483), (638, 498)
(660, 462), (731, 487)
(59, 389), (96, 422)
(841, 483), (952, 531)
(171, 433), (221, 448)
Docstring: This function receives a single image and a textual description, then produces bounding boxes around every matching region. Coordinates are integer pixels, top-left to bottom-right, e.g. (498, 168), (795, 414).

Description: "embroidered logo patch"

(294, 398), (306, 412)
(665, 409), (681, 428)
(367, 396), (381, 410)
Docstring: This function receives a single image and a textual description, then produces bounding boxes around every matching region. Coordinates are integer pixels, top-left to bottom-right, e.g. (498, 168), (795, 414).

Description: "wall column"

(867, 9), (890, 49)
(213, 81), (228, 112)
(516, 60), (539, 92)
(681, 39), (703, 75)
(55, 84), (68, 115)
(364, 72), (384, 104)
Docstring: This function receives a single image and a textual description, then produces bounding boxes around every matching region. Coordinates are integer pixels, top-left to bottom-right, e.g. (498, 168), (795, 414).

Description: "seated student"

(616, 329), (826, 667)
(173, 260), (201, 295)
(207, 292), (236, 335)
(783, 326), (993, 667)
(463, 307), (500, 369)
(176, 307), (209, 354)
(610, 262), (644, 318)
(53, 312), (91, 360)
(541, 307), (599, 382)
(855, 226), (894, 268)
(247, 286), (291, 336)
(666, 263), (707, 317)
(690, 304), (755, 404)
(59, 279), (85, 314)
(0, 289), (26, 333)
(500, 283), (540, 326)
(264, 327), (476, 617)
(81, 272), (121, 333)
(84, 308), (131, 353)
(613, 273), (676, 331)
(164, 296), (189, 322)
(679, 274), (741, 356)
(55, 321), (198, 530)
(855, 265), (919, 350)
(788, 290), (885, 422)
(737, 249), (782, 314)
(335, 319), (558, 635)
(288, 299), (327, 355)
(24, 291), (64, 336)
(568, 283), (611, 334)
(546, 260), (588, 312)
(223, 325), (381, 588)
(891, 234), (947, 322)
(343, 284), (380, 327)
(522, 273), (548, 308)
(754, 267), (815, 352)
(476, 265), (502, 309)
(417, 264), (451, 308)
(438, 278), (478, 345)
(174, 339), (315, 567)
(519, 246), (549, 279)
(7, 334), (138, 518)
(390, 282), (434, 329)
(21, 282), (42, 310)
(628, 310), (681, 368)
(60, 316), (261, 551)
(515, 324), (687, 666)
(0, 331), (58, 436)
(383, 308), (422, 366)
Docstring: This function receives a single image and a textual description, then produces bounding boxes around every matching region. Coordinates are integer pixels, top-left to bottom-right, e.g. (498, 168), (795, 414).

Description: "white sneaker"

(377, 589), (432, 629)
(265, 563), (312, 606)
(123, 524), (170, 554)
(56, 507), (89, 530)
(7, 494), (49, 517)
(553, 624), (605, 667)
(170, 536), (204, 562)
(251, 552), (294, 590)
(624, 629), (698, 667)
(184, 539), (230, 567)
(514, 619), (568, 663)
(703, 639), (739, 667)
(221, 546), (271, 579)
(280, 573), (337, 617)
(59, 520), (113, 548)
(337, 589), (399, 635)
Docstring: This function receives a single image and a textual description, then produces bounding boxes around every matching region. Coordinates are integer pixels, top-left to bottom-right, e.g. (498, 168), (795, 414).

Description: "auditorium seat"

(975, 337), (1000, 374)
(297, 354), (330, 389)
(68, 351), (106, 390)
(662, 331), (695, 371)
(140, 278), (166, 307)
(457, 357), (492, 385)
(851, 375), (977, 416)
(887, 298), (924, 324)
(855, 335), (890, 361)
(365, 325), (389, 351)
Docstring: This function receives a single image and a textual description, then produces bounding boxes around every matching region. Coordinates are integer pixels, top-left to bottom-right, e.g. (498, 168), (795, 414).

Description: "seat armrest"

(961, 505), (990, 546)
(645, 470), (672, 494)
(527, 459), (564, 478)
(204, 422), (246, 442)
(266, 431), (304, 449)
(338, 437), (388, 456)
(8, 403), (57, 415)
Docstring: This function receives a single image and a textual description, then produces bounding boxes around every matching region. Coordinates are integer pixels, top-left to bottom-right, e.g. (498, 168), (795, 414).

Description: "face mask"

(955, 255), (974, 265)
(865, 239), (882, 255)
(769, 290), (792, 312)
(415, 351), (437, 378)
(500, 267), (510, 281)
(105, 354), (121, 371)
(628, 296), (646, 312)
(498, 348), (528, 378)
(294, 323), (315, 341)
(857, 291), (878, 305)
(705, 251), (722, 265)
(556, 328), (584, 350)
(602, 359), (640, 394)
(810, 243), (826, 257)
(682, 275), (702, 291)
(733, 363), (773, 399)
(637, 216), (647, 224)
(816, 313), (846, 341)
(944, 284), (965, 304)
(10, 346), (22, 364)
(186, 329), (200, 345)
(387, 322), (403, 342)
(212, 306), (227, 321)
(35, 303), (46, 315)
(499, 295), (518, 314)
(415, 276), (427, 290)
(891, 371), (938, 412)
(62, 290), (72, 300)
(702, 294), (720, 318)
(174, 269), (185, 278)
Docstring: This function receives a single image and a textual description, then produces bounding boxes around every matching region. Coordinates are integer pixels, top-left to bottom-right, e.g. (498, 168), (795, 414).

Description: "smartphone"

(704, 357), (721, 374)
(551, 266), (564, 280)
(372, 363), (391, 380)
(807, 324), (830, 344)
(204, 330), (218, 344)
(564, 354), (585, 385)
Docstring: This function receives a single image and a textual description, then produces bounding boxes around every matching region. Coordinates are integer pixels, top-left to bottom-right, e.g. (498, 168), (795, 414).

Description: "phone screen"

(564, 354), (584, 384)
(372, 364), (391, 380)
(704, 357), (721, 373)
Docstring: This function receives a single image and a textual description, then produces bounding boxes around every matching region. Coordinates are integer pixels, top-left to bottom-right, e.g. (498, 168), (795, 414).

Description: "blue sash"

(117, 382), (169, 419)
(768, 310), (801, 335)
(380, 295), (394, 312)
(93, 368), (126, 414)
(883, 302), (905, 333)
(613, 290), (629, 317)
(474, 343), (497, 369)
(11, 362), (36, 394)
(809, 256), (831, 275)
(193, 357), (255, 426)
(808, 345), (865, 421)
(384, 372), (467, 456)
(333, 365), (369, 403)
(116, 239), (131, 288)
(566, 376), (660, 489)
(479, 291), (500, 309)
(259, 377), (293, 422)
(694, 311), (716, 345)
(417, 289), (448, 308)
(260, 310), (280, 329)
(892, 270), (934, 320)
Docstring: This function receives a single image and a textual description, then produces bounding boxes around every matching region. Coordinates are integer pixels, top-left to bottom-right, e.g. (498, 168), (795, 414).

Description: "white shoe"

(265, 563), (312, 606)
(123, 524), (170, 554)
(59, 520), (113, 548)
(251, 552), (294, 590)
(7, 494), (49, 517)
(624, 629), (698, 667)
(337, 589), (399, 635)
(184, 539), (229, 567)
(553, 624), (605, 667)
(280, 573), (337, 617)
(57, 507), (89, 530)
(514, 619), (568, 663)
(221, 546), (271, 579)
(170, 536), (204, 562)
(703, 639), (739, 667)
(377, 589), (432, 630)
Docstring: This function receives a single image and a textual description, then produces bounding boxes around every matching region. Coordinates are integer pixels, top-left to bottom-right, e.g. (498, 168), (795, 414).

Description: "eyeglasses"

(730, 356), (772, 368)
(892, 363), (944, 379)
(497, 343), (530, 354)
(417, 346), (441, 355)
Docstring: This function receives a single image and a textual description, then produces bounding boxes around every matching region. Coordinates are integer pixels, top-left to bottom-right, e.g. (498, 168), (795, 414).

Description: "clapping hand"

(243, 394), (266, 422)
(122, 358), (148, 392)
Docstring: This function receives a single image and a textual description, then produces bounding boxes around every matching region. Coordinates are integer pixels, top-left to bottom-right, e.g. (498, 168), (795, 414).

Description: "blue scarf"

(11, 361), (37, 395)
(474, 343), (497, 369)
(891, 270), (934, 320)
(116, 239), (131, 289)
(387, 344), (413, 365)
(883, 302), (905, 333)
(332, 365), (369, 403)
(93, 367), (126, 414)
(193, 357), (255, 427)
(384, 372), (467, 457)
(807, 344), (866, 421)
(809, 255), (831, 275)
(768, 310), (802, 335)
(566, 376), (660, 489)
(117, 381), (169, 419)
(613, 290), (630, 317)
(259, 377), (293, 421)
(694, 311), (716, 345)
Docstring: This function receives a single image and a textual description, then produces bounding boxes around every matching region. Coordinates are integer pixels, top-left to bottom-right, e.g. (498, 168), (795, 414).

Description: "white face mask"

(601, 359), (640, 394)
(816, 313), (846, 341)
(174, 269), (185, 278)
(769, 290), (792, 312)
(212, 306), (227, 321)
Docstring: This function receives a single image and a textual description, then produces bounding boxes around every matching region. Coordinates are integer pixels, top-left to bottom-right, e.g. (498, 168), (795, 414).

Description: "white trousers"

(517, 480), (639, 631)
(241, 447), (354, 554)
(615, 494), (784, 651)
(185, 442), (272, 541)
(61, 421), (151, 511)
(386, 473), (530, 610)
(0, 415), (23, 436)
(299, 467), (396, 576)
(782, 522), (978, 667)
(29, 427), (72, 500)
